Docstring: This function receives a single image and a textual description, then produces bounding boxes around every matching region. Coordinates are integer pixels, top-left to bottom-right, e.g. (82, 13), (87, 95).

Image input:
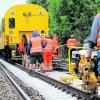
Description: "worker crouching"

(43, 35), (54, 71)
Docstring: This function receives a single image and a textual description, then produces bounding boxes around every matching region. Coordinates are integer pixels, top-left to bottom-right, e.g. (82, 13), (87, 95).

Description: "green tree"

(27, 0), (48, 10)
(27, 0), (98, 44)
(48, 0), (97, 44)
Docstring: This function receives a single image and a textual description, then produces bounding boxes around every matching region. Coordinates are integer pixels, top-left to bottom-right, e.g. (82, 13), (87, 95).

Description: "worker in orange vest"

(52, 33), (60, 60)
(18, 34), (27, 66)
(53, 33), (59, 52)
(18, 34), (27, 54)
(27, 32), (44, 73)
(43, 35), (54, 71)
(66, 35), (78, 60)
(66, 35), (78, 48)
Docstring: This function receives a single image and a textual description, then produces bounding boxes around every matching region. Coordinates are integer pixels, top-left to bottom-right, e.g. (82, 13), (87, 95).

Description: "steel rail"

(13, 62), (100, 100)
(14, 62), (100, 100)
(2, 60), (100, 100)
(35, 71), (91, 100)
(0, 62), (31, 100)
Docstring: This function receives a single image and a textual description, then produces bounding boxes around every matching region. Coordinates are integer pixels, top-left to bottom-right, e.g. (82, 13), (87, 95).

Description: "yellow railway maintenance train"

(0, 4), (48, 60)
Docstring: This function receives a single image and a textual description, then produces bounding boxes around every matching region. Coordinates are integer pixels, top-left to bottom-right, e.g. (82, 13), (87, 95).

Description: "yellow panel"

(19, 31), (33, 41)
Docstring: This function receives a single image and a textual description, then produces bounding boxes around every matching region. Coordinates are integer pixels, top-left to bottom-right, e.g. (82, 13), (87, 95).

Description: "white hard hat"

(45, 35), (50, 38)
(70, 35), (74, 37)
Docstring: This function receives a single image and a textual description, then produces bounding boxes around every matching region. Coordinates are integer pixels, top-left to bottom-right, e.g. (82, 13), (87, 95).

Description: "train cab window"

(9, 18), (15, 28)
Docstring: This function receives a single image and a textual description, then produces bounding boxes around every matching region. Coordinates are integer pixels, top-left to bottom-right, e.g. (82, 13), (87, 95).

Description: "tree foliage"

(27, 0), (48, 9)
(27, 0), (99, 44)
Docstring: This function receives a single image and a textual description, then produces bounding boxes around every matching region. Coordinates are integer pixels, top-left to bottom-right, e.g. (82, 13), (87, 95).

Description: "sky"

(0, 0), (26, 19)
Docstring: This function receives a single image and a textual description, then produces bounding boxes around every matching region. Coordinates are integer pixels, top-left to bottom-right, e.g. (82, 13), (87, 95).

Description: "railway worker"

(66, 35), (78, 59)
(53, 33), (59, 53)
(85, 13), (100, 81)
(66, 35), (78, 48)
(18, 34), (27, 54)
(28, 29), (39, 41)
(32, 29), (39, 37)
(43, 35), (54, 71)
(52, 33), (60, 60)
(27, 32), (44, 73)
(41, 30), (46, 37)
(18, 34), (27, 66)
(31, 30), (41, 68)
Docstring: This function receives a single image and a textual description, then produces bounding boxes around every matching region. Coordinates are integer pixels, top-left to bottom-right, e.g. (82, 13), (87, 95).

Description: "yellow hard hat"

(91, 55), (94, 59)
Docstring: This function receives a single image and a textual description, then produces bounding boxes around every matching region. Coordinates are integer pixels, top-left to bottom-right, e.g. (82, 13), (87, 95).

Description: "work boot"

(32, 71), (36, 77)
(29, 70), (35, 76)
(29, 70), (33, 75)
(40, 70), (45, 74)
(45, 70), (53, 72)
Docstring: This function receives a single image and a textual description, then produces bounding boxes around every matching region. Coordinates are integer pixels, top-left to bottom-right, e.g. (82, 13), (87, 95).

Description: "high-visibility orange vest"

(96, 13), (100, 47)
(66, 38), (78, 48)
(43, 38), (54, 52)
(18, 39), (25, 53)
(30, 37), (43, 54)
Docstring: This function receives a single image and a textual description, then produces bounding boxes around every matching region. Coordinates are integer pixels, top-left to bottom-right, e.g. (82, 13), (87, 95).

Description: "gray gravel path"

(6, 67), (45, 100)
(0, 67), (20, 100)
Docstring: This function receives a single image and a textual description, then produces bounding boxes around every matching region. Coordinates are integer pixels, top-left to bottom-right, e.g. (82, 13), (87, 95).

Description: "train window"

(9, 18), (15, 28)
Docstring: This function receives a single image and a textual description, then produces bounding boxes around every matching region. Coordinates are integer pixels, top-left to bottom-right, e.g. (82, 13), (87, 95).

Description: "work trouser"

(43, 52), (53, 70)
(22, 54), (26, 66)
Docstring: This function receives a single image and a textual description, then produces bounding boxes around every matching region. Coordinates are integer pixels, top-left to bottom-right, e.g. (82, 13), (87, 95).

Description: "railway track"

(15, 63), (100, 100)
(0, 58), (100, 100)
(0, 63), (31, 100)
(0, 59), (77, 100)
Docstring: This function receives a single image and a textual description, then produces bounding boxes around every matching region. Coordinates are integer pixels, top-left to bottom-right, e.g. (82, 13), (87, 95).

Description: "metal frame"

(68, 47), (87, 73)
